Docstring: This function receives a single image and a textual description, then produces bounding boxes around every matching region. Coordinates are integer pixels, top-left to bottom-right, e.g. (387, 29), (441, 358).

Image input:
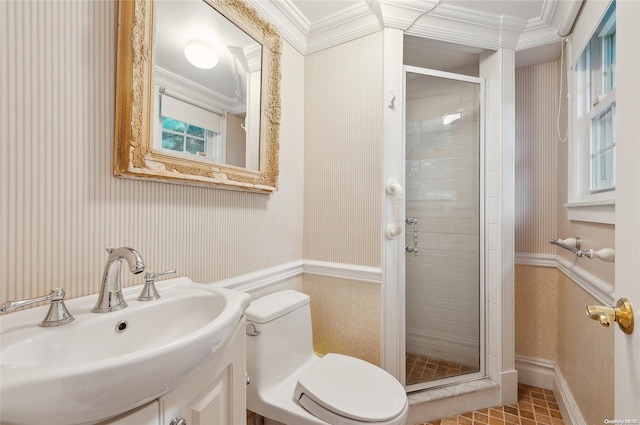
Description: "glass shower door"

(403, 67), (484, 390)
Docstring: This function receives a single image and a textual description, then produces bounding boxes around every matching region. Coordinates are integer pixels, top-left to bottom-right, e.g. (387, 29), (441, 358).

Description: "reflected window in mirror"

(155, 89), (226, 163)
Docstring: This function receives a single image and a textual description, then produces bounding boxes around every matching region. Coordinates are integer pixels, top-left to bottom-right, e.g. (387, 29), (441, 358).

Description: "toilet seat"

(293, 353), (408, 425)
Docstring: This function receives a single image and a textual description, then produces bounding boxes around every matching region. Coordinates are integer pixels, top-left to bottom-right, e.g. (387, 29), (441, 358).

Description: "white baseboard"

(515, 355), (585, 425)
(515, 355), (555, 389)
(553, 366), (586, 425)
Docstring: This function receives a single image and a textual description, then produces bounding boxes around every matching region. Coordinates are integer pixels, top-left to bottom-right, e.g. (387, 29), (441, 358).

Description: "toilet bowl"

(245, 290), (408, 425)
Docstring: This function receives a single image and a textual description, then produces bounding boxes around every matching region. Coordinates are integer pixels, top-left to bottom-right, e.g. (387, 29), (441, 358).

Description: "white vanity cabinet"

(101, 318), (247, 425)
(159, 317), (247, 425)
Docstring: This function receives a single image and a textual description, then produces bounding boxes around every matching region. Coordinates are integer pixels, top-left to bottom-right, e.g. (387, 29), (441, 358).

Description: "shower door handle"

(406, 216), (418, 256)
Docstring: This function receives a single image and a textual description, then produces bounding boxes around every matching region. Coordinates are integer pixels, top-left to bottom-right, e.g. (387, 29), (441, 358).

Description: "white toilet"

(245, 290), (409, 425)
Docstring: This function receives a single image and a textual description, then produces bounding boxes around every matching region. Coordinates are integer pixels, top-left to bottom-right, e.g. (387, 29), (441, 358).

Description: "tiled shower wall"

(0, 0), (305, 301)
(404, 75), (480, 367)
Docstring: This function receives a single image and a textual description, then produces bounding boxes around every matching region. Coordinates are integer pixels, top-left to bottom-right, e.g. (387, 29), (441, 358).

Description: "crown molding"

(247, 0), (568, 55)
(368, 0), (439, 29)
(154, 66), (245, 115)
(305, 3), (382, 54)
(407, 15), (502, 50)
(245, 0), (309, 53)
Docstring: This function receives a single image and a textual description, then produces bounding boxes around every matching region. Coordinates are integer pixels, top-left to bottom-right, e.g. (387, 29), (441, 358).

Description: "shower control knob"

(169, 418), (187, 425)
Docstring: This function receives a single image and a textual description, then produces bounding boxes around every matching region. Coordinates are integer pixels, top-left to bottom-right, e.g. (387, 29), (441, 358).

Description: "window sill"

(565, 200), (615, 224)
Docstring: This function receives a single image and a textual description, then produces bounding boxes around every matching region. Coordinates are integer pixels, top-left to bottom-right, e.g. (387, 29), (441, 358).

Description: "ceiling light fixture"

(184, 40), (219, 69)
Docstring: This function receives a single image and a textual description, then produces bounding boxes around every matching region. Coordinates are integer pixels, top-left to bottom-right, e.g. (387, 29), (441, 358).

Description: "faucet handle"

(137, 268), (176, 302)
(41, 289), (75, 327)
(1, 288), (74, 327)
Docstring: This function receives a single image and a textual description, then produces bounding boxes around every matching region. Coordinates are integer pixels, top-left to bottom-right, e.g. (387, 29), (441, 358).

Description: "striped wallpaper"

(303, 32), (384, 268)
(514, 59), (559, 254)
(0, 0), (305, 301)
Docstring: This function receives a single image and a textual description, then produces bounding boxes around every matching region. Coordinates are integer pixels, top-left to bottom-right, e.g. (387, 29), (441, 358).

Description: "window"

(568, 1), (616, 223)
(162, 117), (207, 155)
(155, 90), (226, 164)
(590, 103), (615, 192)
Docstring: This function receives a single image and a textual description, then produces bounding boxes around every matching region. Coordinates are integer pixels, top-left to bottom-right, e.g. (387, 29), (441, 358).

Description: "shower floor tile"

(419, 383), (565, 425)
(406, 352), (478, 385)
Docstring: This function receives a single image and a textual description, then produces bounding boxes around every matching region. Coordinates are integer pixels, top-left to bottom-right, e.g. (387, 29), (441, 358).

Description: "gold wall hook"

(586, 298), (634, 334)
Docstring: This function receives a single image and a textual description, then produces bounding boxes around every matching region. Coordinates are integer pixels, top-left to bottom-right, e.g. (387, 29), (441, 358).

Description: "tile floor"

(419, 383), (565, 425)
(406, 352), (478, 385)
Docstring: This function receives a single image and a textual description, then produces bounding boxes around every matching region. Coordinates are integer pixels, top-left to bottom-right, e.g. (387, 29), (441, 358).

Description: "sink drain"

(115, 320), (128, 333)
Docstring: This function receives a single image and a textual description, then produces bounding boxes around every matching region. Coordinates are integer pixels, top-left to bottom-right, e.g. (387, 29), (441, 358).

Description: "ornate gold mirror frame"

(114, 0), (281, 192)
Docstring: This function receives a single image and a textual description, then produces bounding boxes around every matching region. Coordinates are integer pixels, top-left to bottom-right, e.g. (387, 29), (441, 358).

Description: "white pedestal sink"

(0, 277), (250, 425)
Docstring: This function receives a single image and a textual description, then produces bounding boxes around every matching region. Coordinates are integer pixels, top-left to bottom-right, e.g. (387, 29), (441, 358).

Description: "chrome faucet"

(138, 268), (177, 301)
(92, 247), (145, 313)
(1, 288), (74, 327)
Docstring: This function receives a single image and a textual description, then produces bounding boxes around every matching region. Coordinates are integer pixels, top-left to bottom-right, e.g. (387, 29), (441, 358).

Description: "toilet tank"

(245, 290), (316, 387)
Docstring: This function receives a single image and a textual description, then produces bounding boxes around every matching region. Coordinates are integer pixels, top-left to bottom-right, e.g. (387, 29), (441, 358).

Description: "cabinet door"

(160, 318), (246, 425)
(185, 366), (232, 425)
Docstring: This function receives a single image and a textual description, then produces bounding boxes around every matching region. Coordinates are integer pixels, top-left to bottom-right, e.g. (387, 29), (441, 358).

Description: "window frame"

(152, 86), (228, 164)
(566, 0), (616, 224)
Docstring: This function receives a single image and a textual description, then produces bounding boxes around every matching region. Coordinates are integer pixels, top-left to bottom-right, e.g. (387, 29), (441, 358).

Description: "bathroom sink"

(0, 277), (250, 425)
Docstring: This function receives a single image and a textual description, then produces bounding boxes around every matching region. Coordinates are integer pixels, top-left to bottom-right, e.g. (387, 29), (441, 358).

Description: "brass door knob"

(586, 298), (634, 334)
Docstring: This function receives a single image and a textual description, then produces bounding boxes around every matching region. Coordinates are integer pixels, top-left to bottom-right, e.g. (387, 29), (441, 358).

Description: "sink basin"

(0, 277), (250, 425)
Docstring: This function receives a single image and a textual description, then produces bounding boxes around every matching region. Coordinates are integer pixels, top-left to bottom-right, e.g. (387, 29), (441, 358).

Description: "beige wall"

(514, 265), (558, 361)
(303, 32), (384, 268)
(0, 0), (305, 301)
(514, 265), (614, 424)
(515, 60), (558, 255)
(515, 56), (614, 421)
(301, 33), (385, 363)
(303, 274), (381, 366)
(225, 113), (247, 168)
(557, 272), (614, 424)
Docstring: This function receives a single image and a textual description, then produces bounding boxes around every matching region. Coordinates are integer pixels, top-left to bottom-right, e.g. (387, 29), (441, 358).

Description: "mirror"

(114, 0), (281, 192)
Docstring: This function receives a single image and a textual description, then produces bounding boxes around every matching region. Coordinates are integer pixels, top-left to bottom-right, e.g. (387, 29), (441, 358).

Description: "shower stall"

(402, 66), (484, 392)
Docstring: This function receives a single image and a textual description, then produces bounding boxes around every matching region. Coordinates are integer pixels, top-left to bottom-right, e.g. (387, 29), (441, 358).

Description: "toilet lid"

(293, 353), (407, 423)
